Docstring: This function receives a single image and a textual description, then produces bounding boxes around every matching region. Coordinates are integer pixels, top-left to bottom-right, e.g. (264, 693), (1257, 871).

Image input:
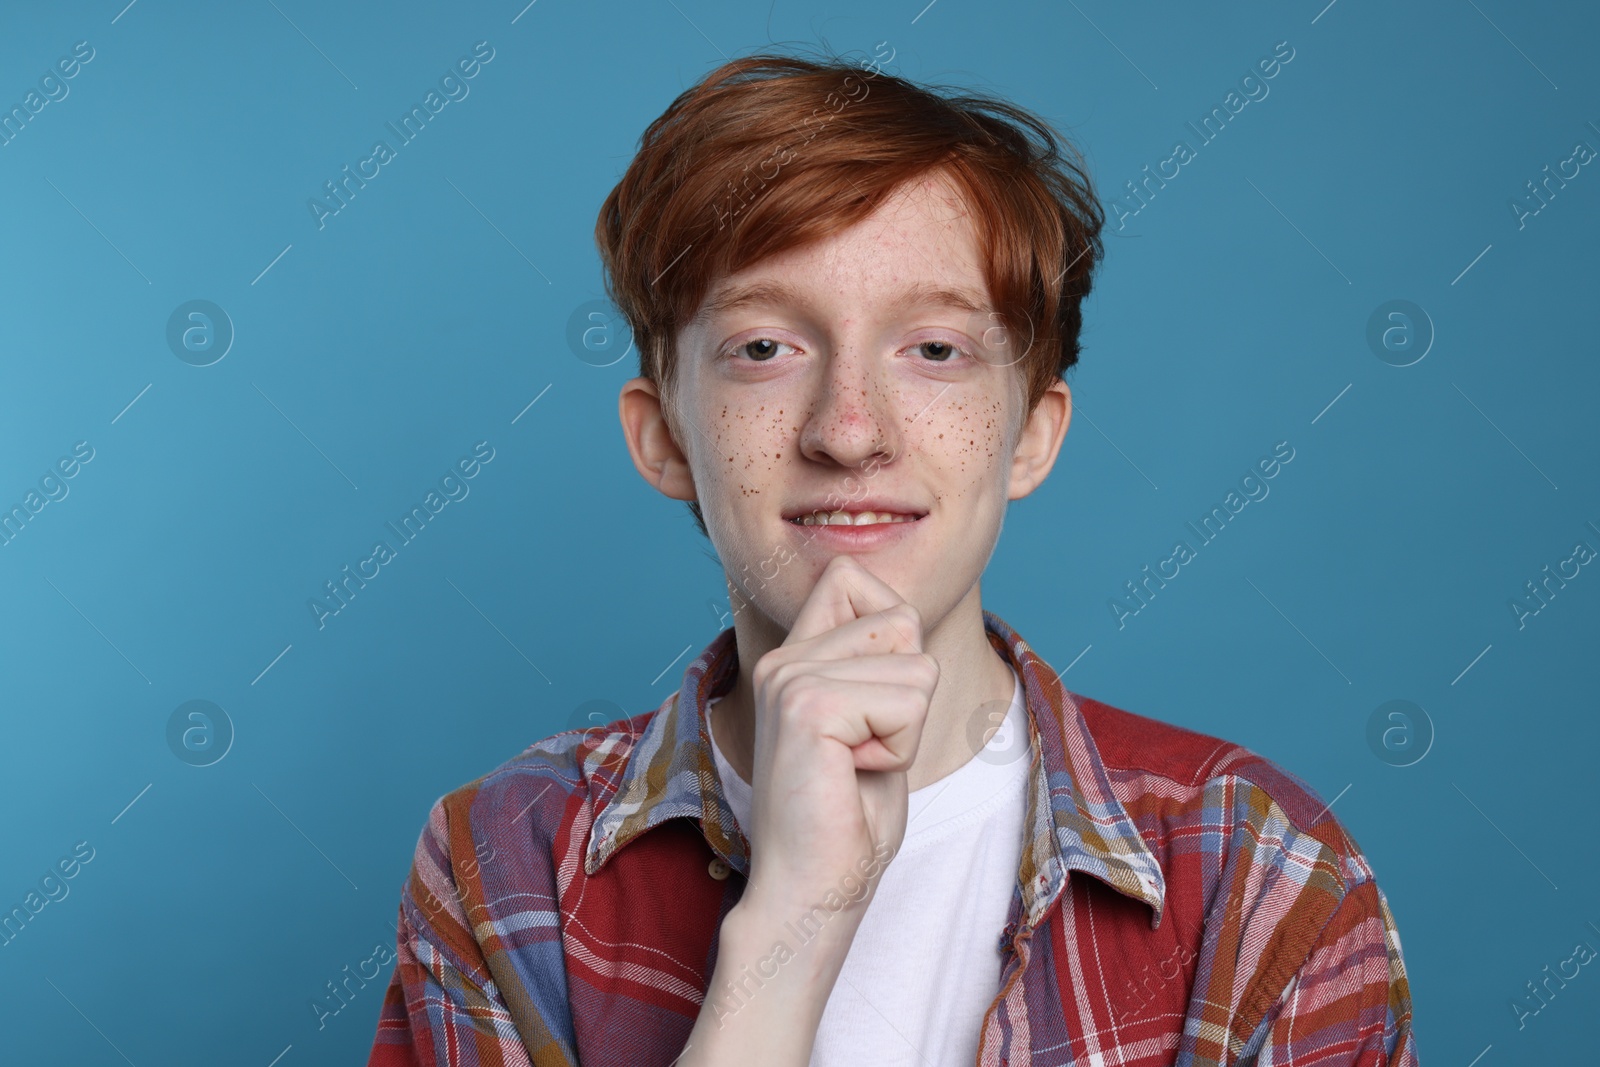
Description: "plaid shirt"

(368, 609), (1420, 1066)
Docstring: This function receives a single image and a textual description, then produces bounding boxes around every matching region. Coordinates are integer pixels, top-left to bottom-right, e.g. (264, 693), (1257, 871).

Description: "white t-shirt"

(706, 665), (1031, 1066)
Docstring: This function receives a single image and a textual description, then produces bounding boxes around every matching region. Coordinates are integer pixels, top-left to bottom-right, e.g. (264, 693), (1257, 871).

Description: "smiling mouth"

(786, 510), (924, 527)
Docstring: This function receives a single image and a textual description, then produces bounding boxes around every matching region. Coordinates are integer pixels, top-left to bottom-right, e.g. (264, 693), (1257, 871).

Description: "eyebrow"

(696, 279), (989, 322)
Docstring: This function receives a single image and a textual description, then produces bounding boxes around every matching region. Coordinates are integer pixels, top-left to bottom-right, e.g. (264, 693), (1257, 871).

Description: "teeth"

(793, 510), (918, 526)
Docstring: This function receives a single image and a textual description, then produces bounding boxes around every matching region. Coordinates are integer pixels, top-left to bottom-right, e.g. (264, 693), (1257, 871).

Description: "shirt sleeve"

(1241, 878), (1420, 1066)
(367, 795), (565, 1067)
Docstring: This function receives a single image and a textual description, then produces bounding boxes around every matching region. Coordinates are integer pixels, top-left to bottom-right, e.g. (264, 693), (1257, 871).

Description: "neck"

(708, 577), (1016, 794)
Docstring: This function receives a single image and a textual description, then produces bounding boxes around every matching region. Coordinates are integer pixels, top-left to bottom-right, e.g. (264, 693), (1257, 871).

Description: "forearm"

(677, 896), (861, 1066)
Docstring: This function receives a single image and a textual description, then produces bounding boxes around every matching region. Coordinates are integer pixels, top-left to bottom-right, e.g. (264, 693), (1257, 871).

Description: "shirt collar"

(584, 609), (1167, 930)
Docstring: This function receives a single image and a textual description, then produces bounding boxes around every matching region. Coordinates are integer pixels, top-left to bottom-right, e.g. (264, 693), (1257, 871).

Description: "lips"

(780, 497), (930, 523)
(785, 510), (925, 546)
(787, 511), (920, 526)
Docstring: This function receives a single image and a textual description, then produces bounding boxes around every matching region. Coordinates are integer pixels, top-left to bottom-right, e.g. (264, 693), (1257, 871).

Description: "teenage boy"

(369, 50), (1419, 1067)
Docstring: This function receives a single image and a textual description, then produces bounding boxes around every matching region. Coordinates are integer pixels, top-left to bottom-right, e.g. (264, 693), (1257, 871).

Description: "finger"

(778, 676), (931, 771)
(767, 652), (938, 693)
(784, 554), (911, 647)
(783, 605), (929, 665)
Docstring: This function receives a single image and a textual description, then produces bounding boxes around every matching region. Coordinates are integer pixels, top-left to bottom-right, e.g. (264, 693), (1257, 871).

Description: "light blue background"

(2, 0), (1596, 1063)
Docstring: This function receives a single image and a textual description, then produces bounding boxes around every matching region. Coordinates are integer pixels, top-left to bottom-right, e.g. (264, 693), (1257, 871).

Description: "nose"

(798, 343), (899, 472)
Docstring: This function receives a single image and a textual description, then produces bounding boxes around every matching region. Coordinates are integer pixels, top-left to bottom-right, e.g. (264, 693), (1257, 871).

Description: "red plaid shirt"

(368, 609), (1420, 1065)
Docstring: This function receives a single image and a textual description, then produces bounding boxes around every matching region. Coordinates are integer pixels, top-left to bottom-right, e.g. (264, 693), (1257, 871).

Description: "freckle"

(869, 632), (877, 640)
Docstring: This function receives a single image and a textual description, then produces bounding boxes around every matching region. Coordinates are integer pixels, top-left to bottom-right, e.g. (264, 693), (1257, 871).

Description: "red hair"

(595, 48), (1105, 534)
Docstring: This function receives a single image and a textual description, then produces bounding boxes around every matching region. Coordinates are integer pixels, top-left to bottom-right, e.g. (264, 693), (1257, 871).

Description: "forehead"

(691, 170), (990, 324)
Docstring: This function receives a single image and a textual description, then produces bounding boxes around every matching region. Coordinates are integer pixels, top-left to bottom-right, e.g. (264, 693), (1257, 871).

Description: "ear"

(1007, 378), (1071, 502)
(618, 377), (697, 503)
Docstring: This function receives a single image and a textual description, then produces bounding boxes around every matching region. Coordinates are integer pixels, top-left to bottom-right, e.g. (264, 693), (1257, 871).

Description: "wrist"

(735, 864), (882, 928)
(725, 891), (863, 976)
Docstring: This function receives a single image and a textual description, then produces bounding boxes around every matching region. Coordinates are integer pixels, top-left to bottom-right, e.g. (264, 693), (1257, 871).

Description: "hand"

(739, 553), (940, 922)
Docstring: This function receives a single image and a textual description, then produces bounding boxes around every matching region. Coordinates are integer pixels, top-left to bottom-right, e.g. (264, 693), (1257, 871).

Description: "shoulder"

(410, 710), (662, 881)
(1072, 691), (1378, 893)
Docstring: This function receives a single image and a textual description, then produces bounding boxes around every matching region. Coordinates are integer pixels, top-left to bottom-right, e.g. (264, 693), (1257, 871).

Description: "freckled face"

(671, 170), (1026, 629)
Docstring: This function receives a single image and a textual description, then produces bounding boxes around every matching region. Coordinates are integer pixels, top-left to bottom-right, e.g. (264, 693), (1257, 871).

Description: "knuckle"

(774, 671), (812, 703)
(897, 685), (927, 716)
(767, 659), (798, 693)
(890, 603), (923, 639)
(752, 650), (784, 690)
(778, 673), (820, 720)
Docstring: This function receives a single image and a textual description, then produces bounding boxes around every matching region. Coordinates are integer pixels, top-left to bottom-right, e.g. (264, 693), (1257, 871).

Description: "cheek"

(930, 394), (1012, 499)
(698, 399), (805, 503)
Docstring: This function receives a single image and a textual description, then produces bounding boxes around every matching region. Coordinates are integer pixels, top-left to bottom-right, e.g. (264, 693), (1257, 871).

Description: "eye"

(914, 339), (969, 363)
(728, 337), (795, 362)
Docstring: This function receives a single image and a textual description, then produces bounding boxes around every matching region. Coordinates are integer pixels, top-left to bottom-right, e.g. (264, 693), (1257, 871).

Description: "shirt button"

(707, 858), (731, 880)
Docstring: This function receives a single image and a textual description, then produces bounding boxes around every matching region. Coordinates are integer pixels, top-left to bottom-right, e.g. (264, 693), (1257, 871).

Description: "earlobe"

(1007, 379), (1071, 501)
(618, 378), (698, 502)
